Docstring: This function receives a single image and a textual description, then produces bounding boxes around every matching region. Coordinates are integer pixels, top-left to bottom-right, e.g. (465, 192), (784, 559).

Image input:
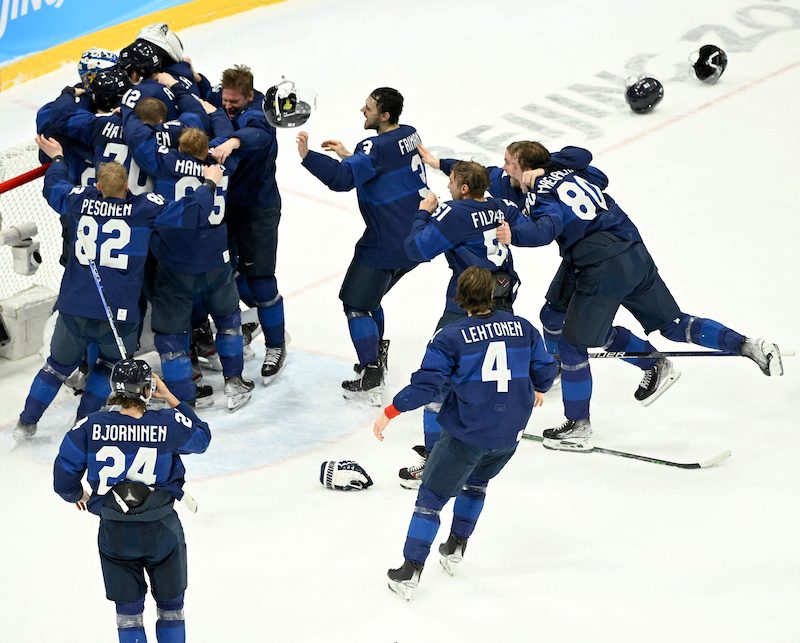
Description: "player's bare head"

(456, 266), (494, 315)
(221, 65), (255, 116)
(178, 128), (209, 161)
(96, 162), (128, 198)
(369, 87), (403, 124)
(450, 161), (489, 200)
(506, 141), (550, 170)
(134, 97), (168, 125)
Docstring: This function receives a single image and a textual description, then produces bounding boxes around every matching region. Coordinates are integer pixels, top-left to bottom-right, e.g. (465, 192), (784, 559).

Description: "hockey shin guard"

(249, 276), (285, 347)
(540, 303), (565, 359)
(559, 338), (593, 420)
(603, 326), (657, 369)
(155, 594), (185, 643)
(19, 357), (78, 425)
(212, 311), (244, 378)
(115, 599), (146, 643)
(372, 305), (385, 340)
(660, 313), (745, 352)
(451, 475), (488, 540)
(77, 359), (113, 419)
(423, 405), (443, 452)
(402, 484), (448, 565)
(155, 332), (195, 403)
(344, 306), (379, 366)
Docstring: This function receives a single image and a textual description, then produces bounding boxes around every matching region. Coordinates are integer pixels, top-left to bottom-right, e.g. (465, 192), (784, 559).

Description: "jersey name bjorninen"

(53, 402), (211, 515)
(302, 124), (429, 270)
(42, 161), (213, 322)
(392, 310), (558, 448)
(405, 197), (524, 313)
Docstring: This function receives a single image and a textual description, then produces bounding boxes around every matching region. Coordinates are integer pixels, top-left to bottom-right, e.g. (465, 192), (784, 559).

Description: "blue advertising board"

(0, 0), (190, 64)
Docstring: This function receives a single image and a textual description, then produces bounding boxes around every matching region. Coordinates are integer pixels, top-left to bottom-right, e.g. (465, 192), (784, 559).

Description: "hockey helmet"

(263, 77), (317, 128)
(625, 76), (664, 114)
(110, 359), (153, 401)
(119, 40), (163, 78)
(691, 44), (728, 84)
(137, 23), (185, 64)
(89, 67), (133, 112)
(78, 48), (118, 90)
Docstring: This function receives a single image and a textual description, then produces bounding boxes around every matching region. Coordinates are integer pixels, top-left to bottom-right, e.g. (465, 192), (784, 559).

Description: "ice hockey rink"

(0, 0), (798, 640)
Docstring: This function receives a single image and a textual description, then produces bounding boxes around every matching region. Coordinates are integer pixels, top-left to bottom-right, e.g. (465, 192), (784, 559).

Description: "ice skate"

(740, 338), (783, 376)
(398, 445), (427, 490)
(353, 339), (390, 375)
(438, 534), (468, 576)
(193, 321), (222, 372)
(342, 363), (384, 406)
(242, 322), (261, 361)
(192, 383), (214, 409)
(543, 418), (593, 452)
(387, 560), (423, 601)
(224, 375), (254, 412)
(13, 420), (37, 442)
(634, 358), (681, 407)
(261, 344), (286, 385)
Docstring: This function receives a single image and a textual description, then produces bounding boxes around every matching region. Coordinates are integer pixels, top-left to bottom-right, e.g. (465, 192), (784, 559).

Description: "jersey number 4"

(481, 341), (511, 392)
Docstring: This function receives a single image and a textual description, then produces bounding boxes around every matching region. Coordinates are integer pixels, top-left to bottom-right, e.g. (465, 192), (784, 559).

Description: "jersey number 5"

(481, 341), (511, 392)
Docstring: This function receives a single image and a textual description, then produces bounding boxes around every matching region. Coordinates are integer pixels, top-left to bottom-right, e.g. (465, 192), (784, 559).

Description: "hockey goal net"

(0, 142), (64, 300)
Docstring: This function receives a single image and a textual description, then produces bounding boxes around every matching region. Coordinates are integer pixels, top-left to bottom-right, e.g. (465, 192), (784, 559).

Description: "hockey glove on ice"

(320, 460), (374, 491)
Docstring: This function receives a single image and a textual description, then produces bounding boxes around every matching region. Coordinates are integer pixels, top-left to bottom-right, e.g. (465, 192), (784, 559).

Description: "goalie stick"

(521, 433), (731, 469)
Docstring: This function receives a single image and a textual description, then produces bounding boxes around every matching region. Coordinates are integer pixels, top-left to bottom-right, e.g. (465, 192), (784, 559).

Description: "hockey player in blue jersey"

(122, 95), (254, 411)
(136, 23), (212, 98)
(207, 65), (287, 384)
(373, 267), (557, 600)
(53, 358), (210, 643)
(506, 143), (783, 451)
(296, 87), (429, 401)
(118, 40), (183, 122)
(14, 136), (220, 442)
(396, 160), (556, 488)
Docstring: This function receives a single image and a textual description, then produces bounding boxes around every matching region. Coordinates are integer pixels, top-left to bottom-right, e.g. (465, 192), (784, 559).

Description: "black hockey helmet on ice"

(691, 44), (728, 84)
(110, 358), (153, 401)
(119, 40), (163, 78)
(263, 76), (317, 128)
(89, 67), (133, 112)
(625, 76), (664, 114)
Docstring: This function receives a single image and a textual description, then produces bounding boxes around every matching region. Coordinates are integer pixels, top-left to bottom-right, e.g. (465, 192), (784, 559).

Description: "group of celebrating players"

(17, 20), (784, 631)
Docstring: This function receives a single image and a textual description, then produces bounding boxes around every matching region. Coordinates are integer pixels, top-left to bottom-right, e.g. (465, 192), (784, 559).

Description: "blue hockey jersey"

(122, 107), (236, 273)
(392, 310), (557, 448)
(513, 146), (643, 262)
(301, 124), (429, 270)
(405, 197), (525, 314)
(42, 160), (214, 323)
(207, 88), (281, 210)
(53, 402), (210, 515)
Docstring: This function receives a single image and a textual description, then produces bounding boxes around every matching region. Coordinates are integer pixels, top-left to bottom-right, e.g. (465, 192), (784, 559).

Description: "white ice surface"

(0, 1), (798, 641)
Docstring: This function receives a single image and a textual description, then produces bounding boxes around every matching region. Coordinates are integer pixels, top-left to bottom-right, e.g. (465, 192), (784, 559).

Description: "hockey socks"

(603, 326), (657, 370)
(402, 484), (447, 565)
(155, 595), (185, 643)
(249, 276), (285, 347)
(558, 339), (593, 421)
(660, 313), (744, 352)
(19, 358), (75, 425)
(451, 476), (488, 540)
(115, 600), (146, 643)
(155, 332), (195, 404)
(345, 307), (379, 366)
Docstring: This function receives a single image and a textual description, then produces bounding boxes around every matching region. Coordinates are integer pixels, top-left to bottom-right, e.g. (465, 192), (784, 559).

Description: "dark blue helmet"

(119, 40), (163, 78)
(89, 67), (132, 112)
(693, 44), (728, 84)
(110, 359), (153, 401)
(625, 76), (664, 114)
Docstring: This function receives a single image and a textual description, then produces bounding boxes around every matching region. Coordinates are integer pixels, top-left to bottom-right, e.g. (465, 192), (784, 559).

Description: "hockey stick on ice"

(521, 433), (731, 469)
(588, 349), (795, 359)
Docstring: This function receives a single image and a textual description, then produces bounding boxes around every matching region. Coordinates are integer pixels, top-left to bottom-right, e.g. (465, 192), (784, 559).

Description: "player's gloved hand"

(319, 460), (374, 490)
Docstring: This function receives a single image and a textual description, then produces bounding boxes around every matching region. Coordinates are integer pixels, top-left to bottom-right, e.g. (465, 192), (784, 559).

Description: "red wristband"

(384, 404), (401, 419)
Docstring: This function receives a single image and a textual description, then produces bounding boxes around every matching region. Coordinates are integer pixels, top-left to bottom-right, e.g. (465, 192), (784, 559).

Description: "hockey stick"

(589, 349), (795, 359)
(521, 433), (731, 469)
(88, 258), (127, 359)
